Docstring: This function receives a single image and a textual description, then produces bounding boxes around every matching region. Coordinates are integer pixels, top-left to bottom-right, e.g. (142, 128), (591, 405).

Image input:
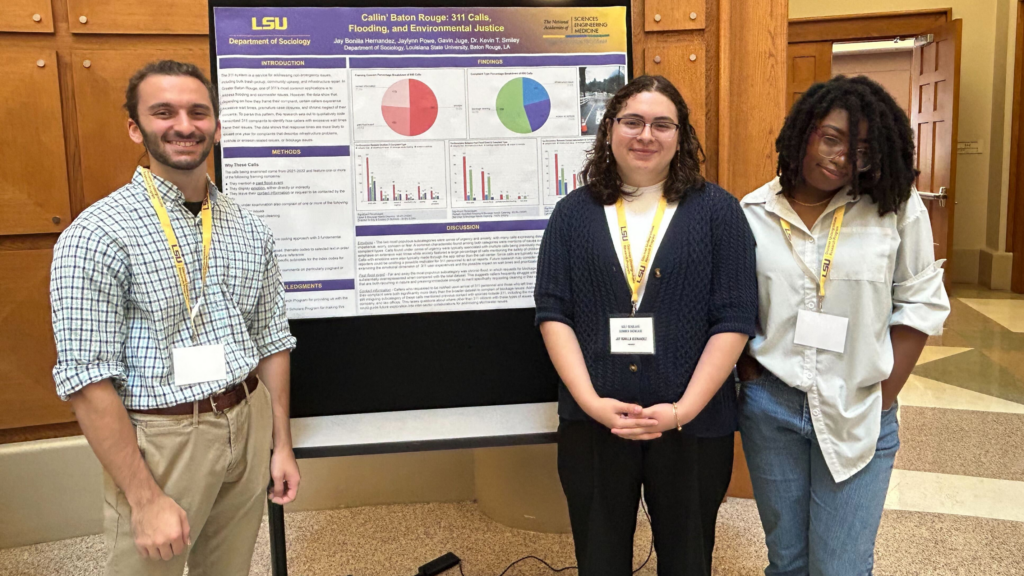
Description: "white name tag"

(794, 309), (848, 354)
(610, 316), (656, 355)
(172, 344), (227, 386)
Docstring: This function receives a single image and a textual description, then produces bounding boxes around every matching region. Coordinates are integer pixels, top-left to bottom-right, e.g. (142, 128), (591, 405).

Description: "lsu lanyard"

(779, 205), (845, 309)
(616, 195), (667, 316)
(140, 168), (212, 337)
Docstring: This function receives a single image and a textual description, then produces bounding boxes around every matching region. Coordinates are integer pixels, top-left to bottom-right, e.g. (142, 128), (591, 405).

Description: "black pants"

(557, 419), (735, 576)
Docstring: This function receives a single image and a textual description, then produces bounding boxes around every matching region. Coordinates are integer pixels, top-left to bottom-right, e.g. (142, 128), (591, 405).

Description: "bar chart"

(354, 141), (447, 210)
(449, 139), (539, 206)
(541, 137), (594, 205)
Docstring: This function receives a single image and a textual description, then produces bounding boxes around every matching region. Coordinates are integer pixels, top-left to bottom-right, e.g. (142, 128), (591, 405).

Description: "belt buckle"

(209, 386), (231, 415)
(209, 382), (241, 414)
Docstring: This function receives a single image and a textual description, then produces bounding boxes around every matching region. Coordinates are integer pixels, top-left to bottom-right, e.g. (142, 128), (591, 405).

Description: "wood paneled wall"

(0, 0), (211, 433)
(0, 1), (786, 448)
(718, 0), (788, 198)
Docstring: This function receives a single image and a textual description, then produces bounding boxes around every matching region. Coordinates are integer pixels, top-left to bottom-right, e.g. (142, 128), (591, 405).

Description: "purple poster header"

(356, 220), (548, 237)
(214, 6), (628, 58)
(223, 146), (350, 158)
(284, 279), (355, 293)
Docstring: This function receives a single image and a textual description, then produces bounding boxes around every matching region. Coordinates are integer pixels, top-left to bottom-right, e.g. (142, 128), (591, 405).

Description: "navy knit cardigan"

(533, 183), (758, 437)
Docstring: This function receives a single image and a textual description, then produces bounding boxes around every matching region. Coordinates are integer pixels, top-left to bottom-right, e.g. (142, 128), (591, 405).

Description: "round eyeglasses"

(813, 127), (871, 172)
(612, 117), (680, 139)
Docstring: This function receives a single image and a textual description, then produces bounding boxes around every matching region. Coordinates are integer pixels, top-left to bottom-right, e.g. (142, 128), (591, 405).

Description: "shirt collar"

(132, 166), (220, 207)
(748, 177), (859, 235)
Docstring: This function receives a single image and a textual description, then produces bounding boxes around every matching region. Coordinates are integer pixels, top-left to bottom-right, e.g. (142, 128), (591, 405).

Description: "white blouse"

(741, 178), (950, 482)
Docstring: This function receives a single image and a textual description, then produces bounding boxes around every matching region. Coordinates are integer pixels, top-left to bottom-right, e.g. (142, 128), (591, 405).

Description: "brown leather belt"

(132, 374), (259, 416)
(736, 353), (766, 383)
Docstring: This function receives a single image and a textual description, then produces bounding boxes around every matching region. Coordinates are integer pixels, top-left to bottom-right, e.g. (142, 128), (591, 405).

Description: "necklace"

(786, 194), (832, 207)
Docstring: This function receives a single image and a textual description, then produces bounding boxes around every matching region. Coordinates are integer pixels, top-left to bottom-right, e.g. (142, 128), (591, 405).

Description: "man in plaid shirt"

(50, 60), (300, 575)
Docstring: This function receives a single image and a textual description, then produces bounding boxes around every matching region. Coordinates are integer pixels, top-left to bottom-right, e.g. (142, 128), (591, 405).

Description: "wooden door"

(1009, 0), (1024, 294)
(787, 41), (832, 110)
(645, 43), (706, 147)
(0, 48), (71, 235)
(0, 0), (54, 32)
(910, 20), (962, 271)
(67, 0), (207, 35)
(0, 249), (72, 430)
(644, 0), (706, 32)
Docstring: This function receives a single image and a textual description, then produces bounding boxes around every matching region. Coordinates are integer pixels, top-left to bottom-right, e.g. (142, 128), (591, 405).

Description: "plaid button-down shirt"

(51, 167), (296, 409)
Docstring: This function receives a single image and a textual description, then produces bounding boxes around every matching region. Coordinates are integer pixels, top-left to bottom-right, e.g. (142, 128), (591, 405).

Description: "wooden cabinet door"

(67, 0), (207, 35)
(644, 0), (705, 32)
(0, 250), (73, 430)
(787, 42), (833, 110)
(0, 48), (71, 235)
(71, 45), (213, 207)
(645, 43), (707, 148)
(911, 20), (962, 273)
(0, 0), (54, 33)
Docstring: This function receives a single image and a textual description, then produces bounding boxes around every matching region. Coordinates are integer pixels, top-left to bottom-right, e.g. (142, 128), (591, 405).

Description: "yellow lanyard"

(616, 195), (667, 316)
(141, 168), (212, 337)
(779, 205), (845, 308)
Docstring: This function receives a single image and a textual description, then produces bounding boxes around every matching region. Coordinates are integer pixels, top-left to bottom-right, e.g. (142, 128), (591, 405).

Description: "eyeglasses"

(813, 127), (871, 172)
(612, 117), (680, 139)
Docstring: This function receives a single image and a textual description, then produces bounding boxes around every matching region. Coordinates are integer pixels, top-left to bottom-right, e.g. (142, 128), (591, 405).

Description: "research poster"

(213, 5), (628, 319)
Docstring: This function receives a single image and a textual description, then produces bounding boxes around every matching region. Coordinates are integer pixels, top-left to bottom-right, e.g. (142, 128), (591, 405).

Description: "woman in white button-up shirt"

(737, 76), (950, 576)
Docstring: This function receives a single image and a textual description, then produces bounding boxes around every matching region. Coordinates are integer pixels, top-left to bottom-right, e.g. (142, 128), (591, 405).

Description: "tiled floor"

(887, 285), (1024, 528)
(2, 285), (1022, 575)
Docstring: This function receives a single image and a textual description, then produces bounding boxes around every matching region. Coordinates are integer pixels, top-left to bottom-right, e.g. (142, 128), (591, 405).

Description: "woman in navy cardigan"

(534, 75), (758, 576)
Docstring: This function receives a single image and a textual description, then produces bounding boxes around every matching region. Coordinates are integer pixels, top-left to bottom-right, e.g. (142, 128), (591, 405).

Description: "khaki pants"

(103, 381), (273, 576)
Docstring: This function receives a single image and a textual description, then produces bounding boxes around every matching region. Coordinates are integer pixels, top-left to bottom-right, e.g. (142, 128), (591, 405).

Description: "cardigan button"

(629, 363), (638, 373)
(654, 268), (661, 278)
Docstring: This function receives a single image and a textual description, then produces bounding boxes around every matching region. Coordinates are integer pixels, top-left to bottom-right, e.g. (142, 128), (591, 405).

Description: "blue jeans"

(738, 371), (900, 576)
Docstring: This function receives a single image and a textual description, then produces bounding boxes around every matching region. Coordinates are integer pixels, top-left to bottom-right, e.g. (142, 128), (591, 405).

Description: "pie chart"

(381, 79), (438, 137)
(496, 77), (551, 134)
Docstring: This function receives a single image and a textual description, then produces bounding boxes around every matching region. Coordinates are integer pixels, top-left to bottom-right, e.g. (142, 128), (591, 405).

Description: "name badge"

(794, 309), (848, 354)
(172, 344), (227, 386)
(610, 316), (656, 355)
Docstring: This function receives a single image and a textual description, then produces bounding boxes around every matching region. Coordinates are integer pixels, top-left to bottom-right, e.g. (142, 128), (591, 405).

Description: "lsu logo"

(171, 245), (184, 265)
(252, 17), (288, 30)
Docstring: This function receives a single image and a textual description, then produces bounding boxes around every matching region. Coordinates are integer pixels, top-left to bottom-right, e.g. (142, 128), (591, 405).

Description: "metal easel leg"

(269, 500), (288, 575)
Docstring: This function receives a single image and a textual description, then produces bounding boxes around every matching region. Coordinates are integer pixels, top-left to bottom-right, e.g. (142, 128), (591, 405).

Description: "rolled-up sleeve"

(50, 223), (129, 399)
(534, 201), (574, 328)
(890, 194), (950, 335)
(709, 192), (758, 337)
(248, 228), (297, 358)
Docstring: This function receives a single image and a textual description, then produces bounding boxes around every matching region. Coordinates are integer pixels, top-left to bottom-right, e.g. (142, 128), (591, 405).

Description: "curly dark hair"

(777, 75), (918, 216)
(580, 75), (705, 205)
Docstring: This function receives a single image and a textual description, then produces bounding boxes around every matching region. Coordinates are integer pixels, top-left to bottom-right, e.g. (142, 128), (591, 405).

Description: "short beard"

(138, 124), (215, 171)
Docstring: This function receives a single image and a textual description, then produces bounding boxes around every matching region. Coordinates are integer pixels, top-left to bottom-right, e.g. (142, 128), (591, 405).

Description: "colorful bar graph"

(457, 153), (522, 202)
(555, 153), (559, 196)
(363, 154), (438, 203)
(553, 152), (580, 197)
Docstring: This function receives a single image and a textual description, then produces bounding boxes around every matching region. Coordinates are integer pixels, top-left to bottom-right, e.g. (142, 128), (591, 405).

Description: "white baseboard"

(0, 436), (476, 549)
